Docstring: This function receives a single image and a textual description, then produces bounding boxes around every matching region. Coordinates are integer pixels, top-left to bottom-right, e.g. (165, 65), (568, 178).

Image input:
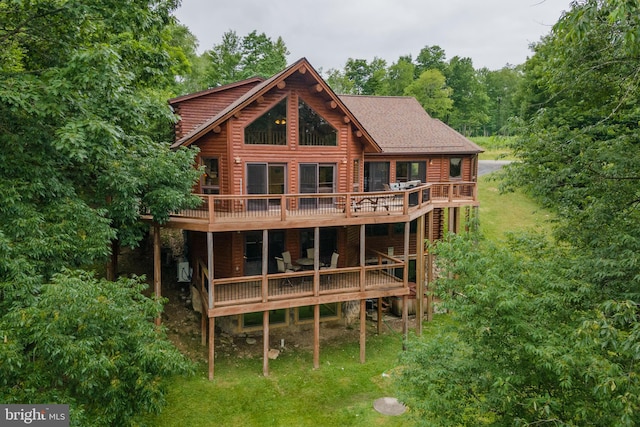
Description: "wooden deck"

(145, 182), (478, 232)
(193, 256), (410, 317)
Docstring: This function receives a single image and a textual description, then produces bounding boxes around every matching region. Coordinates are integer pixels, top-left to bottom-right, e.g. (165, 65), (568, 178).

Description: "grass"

(478, 174), (554, 241)
(142, 330), (412, 426)
(142, 165), (552, 427)
(471, 136), (518, 161)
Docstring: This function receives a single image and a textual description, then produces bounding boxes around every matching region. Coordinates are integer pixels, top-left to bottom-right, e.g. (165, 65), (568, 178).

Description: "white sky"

(173, 0), (572, 72)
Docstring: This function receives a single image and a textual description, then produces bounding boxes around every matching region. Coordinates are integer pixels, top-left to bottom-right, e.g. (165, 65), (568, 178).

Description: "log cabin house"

(146, 58), (482, 379)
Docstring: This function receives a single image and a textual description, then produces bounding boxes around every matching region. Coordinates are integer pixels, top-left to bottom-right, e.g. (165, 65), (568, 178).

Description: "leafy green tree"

(415, 45), (447, 76)
(2, 271), (192, 426)
(445, 56), (490, 135)
(399, 232), (640, 426)
(202, 30), (289, 87)
(403, 69), (453, 119)
(382, 55), (416, 96)
(479, 65), (522, 135)
(0, 0), (200, 424)
(339, 57), (388, 95)
(507, 0), (640, 300)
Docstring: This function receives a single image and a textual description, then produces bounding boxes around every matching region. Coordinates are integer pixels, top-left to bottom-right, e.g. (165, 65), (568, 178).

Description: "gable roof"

(170, 58), (381, 152)
(168, 77), (265, 105)
(339, 95), (484, 155)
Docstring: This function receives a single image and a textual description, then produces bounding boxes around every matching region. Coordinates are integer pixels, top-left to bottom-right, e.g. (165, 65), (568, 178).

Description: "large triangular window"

(298, 99), (337, 146)
(245, 98), (287, 145)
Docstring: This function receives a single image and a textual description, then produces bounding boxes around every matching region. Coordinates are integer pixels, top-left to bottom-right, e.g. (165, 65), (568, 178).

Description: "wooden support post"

(208, 317), (215, 380)
(263, 311), (270, 377)
(207, 232), (214, 309)
(427, 211), (434, 322)
(313, 304), (320, 369)
(153, 225), (161, 326)
(377, 297), (383, 335)
(402, 294), (408, 350)
(359, 225), (366, 291)
(359, 299), (366, 363)
(416, 214), (426, 335)
(201, 310), (206, 346)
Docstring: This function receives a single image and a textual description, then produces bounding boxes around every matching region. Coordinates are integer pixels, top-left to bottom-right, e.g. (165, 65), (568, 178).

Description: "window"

(298, 99), (337, 146)
(201, 157), (219, 194)
(449, 157), (462, 179)
(396, 161), (426, 183)
(364, 162), (390, 192)
(245, 98), (287, 145)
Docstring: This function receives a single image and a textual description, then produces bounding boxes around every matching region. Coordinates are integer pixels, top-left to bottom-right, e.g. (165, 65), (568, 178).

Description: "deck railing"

(194, 257), (405, 312)
(168, 181), (476, 225)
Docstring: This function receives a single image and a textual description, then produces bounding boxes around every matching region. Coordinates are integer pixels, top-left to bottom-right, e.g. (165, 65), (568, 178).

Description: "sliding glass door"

(299, 163), (335, 208)
(246, 163), (286, 210)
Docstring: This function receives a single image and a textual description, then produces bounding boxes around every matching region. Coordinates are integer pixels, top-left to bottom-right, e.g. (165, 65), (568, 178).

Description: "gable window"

(396, 161), (426, 183)
(201, 157), (219, 194)
(449, 157), (462, 179)
(245, 98), (287, 145)
(298, 99), (337, 146)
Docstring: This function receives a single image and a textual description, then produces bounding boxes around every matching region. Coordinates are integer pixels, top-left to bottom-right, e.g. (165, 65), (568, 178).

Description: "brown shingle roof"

(339, 95), (483, 155)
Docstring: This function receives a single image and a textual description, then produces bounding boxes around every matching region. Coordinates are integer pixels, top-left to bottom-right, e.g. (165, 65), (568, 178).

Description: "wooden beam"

(207, 232), (214, 308)
(298, 65), (307, 74)
(313, 304), (320, 369)
(208, 287), (410, 317)
(343, 116), (351, 124)
(326, 100), (337, 109)
(212, 125), (221, 133)
(277, 81), (286, 89)
(309, 83), (323, 93)
(208, 317), (215, 380)
(153, 225), (161, 326)
(233, 111), (241, 119)
(354, 130), (362, 138)
(377, 297), (382, 335)
(427, 210), (434, 322)
(263, 311), (270, 376)
(256, 96), (265, 104)
(359, 299), (366, 363)
(416, 214), (425, 336)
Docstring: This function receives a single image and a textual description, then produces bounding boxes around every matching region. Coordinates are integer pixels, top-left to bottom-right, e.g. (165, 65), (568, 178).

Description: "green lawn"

(142, 167), (551, 427)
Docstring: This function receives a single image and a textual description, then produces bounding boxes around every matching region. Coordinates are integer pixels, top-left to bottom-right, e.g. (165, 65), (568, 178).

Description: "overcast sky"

(173, 0), (572, 72)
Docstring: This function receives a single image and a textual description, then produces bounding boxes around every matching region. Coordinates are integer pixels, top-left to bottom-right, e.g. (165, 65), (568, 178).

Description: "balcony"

(148, 181), (478, 232)
(193, 251), (411, 317)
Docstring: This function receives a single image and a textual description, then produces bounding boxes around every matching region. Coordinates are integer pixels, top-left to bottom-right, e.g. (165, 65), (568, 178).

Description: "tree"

(399, 232), (639, 425)
(382, 55), (416, 96)
(339, 57), (388, 95)
(202, 30), (289, 88)
(403, 69), (453, 119)
(415, 45), (447, 76)
(507, 0), (640, 300)
(445, 56), (490, 135)
(0, 1), (200, 423)
(478, 65), (522, 136)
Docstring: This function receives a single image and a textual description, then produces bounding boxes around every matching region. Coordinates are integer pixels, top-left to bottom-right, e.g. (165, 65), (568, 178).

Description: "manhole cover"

(373, 397), (407, 416)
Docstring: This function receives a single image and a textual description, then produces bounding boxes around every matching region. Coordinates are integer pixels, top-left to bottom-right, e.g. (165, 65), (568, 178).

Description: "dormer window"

(298, 99), (337, 146)
(245, 98), (288, 145)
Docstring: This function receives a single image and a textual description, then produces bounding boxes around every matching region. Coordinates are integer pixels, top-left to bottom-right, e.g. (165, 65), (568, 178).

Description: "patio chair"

(321, 252), (339, 270)
(282, 251), (301, 271)
(276, 257), (294, 287)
